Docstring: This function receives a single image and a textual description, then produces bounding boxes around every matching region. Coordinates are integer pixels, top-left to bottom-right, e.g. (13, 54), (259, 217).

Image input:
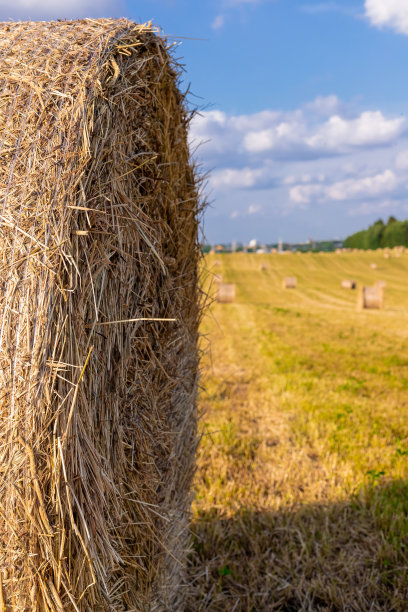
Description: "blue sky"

(1, 1), (408, 244)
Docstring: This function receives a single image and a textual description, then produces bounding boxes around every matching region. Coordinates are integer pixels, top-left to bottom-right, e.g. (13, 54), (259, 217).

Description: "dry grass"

(0, 20), (201, 610)
(189, 251), (408, 611)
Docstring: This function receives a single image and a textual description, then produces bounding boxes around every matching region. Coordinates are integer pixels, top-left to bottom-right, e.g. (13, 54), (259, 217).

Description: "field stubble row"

(189, 252), (408, 611)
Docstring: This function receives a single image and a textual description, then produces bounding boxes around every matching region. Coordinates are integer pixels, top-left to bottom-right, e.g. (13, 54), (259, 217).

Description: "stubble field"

(189, 250), (408, 611)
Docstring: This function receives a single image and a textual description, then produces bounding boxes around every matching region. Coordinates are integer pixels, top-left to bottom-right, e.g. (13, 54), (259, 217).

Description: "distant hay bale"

(0, 19), (200, 610)
(341, 280), (356, 289)
(358, 286), (384, 310)
(217, 283), (236, 303)
(260, 263), (268, 271)
(213, 273), (223, 283)
(370, 263), (377, 269)
(384, 252), (390, 259)
(214, 259), (222, 266)
(283, 277), (297, 289)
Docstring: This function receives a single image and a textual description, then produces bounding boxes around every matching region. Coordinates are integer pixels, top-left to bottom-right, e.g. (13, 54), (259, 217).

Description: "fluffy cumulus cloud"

(0, 0), (120, 19)
(244, 111), (405, 154)
(289, 170), (398, 204)
(192, 95), (408, 241)
(190, 101), (406, 161)
(365, 0), (408, 35)
(211, 166), (270, 190)
(305, 95), (341, 116)
(306, 112), (404, 150)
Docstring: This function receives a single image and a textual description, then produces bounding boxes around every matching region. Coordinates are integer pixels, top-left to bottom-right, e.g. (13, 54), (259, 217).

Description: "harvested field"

(0, 19), (200, 611)
(189, 251), (408, 611)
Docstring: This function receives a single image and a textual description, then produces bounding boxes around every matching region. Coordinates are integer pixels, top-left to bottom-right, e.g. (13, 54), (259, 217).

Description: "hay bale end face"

(283, 277), (297, 289)
(358, 286), (384, 310)
(341, 280), (356, 290)
(217, 283), (236, 303)
(0, 20), (200, 611)
(370, 263), (377, 269)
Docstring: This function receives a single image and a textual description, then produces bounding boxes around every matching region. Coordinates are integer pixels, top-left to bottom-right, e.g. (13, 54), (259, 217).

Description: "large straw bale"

(283, 277), (297, 289)
(216, 283), (236, 303)
(341, 280), (356, 289)
(0, 19), (201, 611)
(358, 286), (384, 310)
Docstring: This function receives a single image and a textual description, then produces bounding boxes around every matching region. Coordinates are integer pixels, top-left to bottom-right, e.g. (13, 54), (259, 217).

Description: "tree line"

(344, 217), (408, 249)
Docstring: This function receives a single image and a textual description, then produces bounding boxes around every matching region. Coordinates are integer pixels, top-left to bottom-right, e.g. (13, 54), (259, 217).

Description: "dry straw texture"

(0, 19), (201, 611)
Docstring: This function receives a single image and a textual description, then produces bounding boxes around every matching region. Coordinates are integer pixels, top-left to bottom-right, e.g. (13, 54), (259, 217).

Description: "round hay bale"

(370, 263), (377, 270)
(384, 252), (390, 259)
(358, 286), (384, 310)
(341, 279), (356, 289)
(260, 263), (268, 271)
(283, 276), (297, 289)
(0, 20), (200, 611)
(217, 283), (236, 303)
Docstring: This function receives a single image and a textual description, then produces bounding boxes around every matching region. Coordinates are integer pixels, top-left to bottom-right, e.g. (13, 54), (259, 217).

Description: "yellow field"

(189, 251), (408, 611)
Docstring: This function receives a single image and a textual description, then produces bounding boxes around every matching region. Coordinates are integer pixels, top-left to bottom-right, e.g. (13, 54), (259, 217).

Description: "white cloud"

(395, 149), (408, 170)
(290, 170), (398, 204)
(244, 120), (305, 153)
(301, 2), (356, 15)
(0, 0), (118, 18)
(248, 203), (261, 214)
(231, 204), (262, 219)
(191, 97), (408, 241)
(307, 111), (405, 150)
(305, 95), (341, 116)
(348, 199), (396, 217)
(211, 166), (267, 189)
(190, 103), (406, 161)
(242, 110), (405, 155)
(212, 14), (225, 30)
(365, 0), (408, 35)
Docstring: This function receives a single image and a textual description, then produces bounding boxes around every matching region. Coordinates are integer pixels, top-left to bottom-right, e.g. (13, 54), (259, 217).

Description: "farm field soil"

(189, 251), (408, 611)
